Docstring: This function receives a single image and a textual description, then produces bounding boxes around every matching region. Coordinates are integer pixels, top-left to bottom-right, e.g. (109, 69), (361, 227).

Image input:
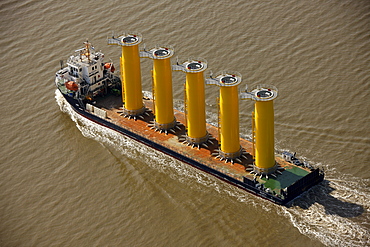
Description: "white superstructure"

(55, 41), (119, 99)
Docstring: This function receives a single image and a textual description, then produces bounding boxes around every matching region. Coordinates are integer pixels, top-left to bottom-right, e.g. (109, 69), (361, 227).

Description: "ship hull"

(58, 91), (324, 206)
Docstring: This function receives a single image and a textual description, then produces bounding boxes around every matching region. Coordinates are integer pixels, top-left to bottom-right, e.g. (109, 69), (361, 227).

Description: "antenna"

(60, 60), (64, 69)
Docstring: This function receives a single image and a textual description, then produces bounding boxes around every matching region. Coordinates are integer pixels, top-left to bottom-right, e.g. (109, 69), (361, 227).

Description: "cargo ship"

(54, 34), (324, 205)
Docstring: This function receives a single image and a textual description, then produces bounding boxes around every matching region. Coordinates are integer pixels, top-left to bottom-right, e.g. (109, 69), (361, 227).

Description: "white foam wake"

(279, 171), (369, 246)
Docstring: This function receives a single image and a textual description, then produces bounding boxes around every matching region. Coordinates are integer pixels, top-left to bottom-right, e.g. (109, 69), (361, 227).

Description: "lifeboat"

(65, 81), (78, 91)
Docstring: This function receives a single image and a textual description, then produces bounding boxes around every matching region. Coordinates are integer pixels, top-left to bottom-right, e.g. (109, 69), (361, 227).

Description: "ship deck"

(91, 94), (316, 198)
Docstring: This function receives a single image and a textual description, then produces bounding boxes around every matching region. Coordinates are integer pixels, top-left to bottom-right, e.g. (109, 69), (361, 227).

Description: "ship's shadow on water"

(288, 180), (364, 218)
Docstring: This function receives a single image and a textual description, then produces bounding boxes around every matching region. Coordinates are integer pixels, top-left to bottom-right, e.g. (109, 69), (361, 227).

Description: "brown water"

(1, 0), (369, 246)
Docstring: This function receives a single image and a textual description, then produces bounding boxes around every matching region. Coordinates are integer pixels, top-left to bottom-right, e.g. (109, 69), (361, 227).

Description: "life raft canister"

(65, 81), (78, 91)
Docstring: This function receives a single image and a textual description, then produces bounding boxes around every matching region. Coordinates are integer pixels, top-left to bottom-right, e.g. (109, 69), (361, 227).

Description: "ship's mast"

(77, 40), (92, 63)
(83, 40), (91, 63)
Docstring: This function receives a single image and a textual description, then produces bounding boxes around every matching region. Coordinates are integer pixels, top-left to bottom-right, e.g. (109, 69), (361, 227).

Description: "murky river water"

(1, 0), (369, 246)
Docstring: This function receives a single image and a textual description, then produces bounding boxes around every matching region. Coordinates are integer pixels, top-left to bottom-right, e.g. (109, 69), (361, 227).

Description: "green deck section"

(258, 166), (310, 194)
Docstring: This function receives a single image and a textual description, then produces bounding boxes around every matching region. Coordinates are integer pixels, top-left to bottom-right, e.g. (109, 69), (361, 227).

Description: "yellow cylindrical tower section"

(153, 56), (175, 126)
(254, 100), (275, 170)
(186, 71), (207, 139)
(108, 33), (145, 118)
(121, 44), (143, 111)
(173, 59), (209, 146)
(206, 73), (242, 161)
(240, 85), (278, 174)
(142, 47), (176, 131)
(219, 84), (240, 154)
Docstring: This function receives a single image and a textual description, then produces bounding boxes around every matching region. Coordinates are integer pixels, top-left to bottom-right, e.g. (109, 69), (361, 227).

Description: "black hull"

(60, 93), (324, 206)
